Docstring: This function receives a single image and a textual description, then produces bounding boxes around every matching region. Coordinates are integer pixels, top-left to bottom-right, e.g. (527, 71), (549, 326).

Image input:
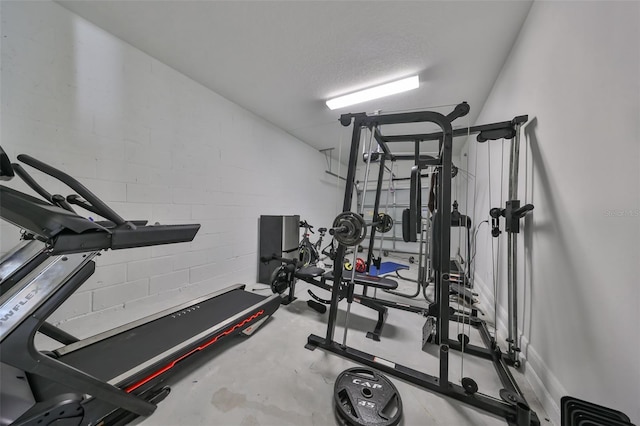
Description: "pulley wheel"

(334, 367), (402, 426)
(461, 377), (478, 395)
(457, 333), (470, 346)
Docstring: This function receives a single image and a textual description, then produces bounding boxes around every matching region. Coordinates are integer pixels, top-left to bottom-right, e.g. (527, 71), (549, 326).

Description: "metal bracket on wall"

(320, 147), (347, 182)
(320, 148), (361, 207)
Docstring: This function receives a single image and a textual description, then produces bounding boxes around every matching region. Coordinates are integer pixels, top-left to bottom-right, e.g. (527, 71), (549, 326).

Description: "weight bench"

(294, 267), (396, 341)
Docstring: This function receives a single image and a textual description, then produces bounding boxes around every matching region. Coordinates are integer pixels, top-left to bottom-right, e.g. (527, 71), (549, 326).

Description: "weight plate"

(334, 367), (402, 426)
(375, 213), (393, 233)
(333, 212), (367, 247)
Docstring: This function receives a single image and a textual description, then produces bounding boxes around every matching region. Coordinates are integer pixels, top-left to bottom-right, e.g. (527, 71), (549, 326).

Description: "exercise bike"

(297, 220), (327, 266)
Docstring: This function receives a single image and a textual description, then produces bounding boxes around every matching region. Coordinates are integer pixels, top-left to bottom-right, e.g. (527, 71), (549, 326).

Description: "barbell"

(329, 212), (394, 247)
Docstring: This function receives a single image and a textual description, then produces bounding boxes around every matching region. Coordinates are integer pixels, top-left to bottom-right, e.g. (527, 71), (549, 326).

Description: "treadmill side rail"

(112, 292), (281, 391)
(55, 284), (247, 357)
(0, 252), (96, 343)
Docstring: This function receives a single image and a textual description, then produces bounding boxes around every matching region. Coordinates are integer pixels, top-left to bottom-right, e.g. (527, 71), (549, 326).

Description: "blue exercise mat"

(369, 261), (410, 276)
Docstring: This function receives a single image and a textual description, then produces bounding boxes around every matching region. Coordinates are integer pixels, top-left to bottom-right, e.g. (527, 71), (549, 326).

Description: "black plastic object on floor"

(334, 367), (402, 426)
(306, 299), (327, 314)
(560, 396), (635, 426)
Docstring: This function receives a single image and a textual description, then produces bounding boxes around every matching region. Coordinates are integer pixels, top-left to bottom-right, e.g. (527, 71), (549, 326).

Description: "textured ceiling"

(57, 0), (533, 163)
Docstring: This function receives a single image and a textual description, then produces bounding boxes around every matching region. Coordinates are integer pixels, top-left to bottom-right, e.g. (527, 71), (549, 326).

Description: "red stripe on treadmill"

(124, 309), (265, 393)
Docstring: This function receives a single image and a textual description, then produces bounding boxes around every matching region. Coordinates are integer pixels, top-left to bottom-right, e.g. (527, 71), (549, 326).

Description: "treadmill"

(0, 149), (281, 425)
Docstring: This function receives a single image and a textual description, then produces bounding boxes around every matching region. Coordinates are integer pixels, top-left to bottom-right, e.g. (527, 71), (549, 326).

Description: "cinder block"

(126, 183), (168, 204)
(197, 219), (226, 235)
(81, 178), (127, 203)
(57, 152), (97, 180)
(96, 159), (129, 183)
(80, 263), (126, 291)
(172, 187), (209, 205)
(149, 269), (189, 294)
(172, 250), (208, 271)
(80, 135), (126, 161)
(206, 245), (230, 264)
(151, 241), (190, 258)
(108, 202), (153, 221)
(95, 247), (152, 267)
(189, 262), (219, 284)
(127, 257), (174, 281)
(190, 234), (221, 252)
(123, 287), (184, 315)
(49, 292), (92, 323)
(92, 278), (149, 311)
(151, 204), (192, 222)
(190, 204), (218, 220)
(125, 142), (171, 168)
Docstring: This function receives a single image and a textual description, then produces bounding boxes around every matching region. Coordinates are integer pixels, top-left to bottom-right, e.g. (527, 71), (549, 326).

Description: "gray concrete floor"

(138, 262), (551, 426)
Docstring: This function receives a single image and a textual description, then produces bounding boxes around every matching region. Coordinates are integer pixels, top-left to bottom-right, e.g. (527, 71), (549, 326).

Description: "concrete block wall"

(0, 0), (343, 330)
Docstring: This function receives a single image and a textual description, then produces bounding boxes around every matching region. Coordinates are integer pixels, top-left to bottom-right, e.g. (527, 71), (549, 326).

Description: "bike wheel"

(300, 245), (313, 266)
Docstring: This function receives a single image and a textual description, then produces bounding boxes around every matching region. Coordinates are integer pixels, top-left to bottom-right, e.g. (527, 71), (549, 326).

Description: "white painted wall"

(462, 2), (640, 424)
(0, 1), (343, 330)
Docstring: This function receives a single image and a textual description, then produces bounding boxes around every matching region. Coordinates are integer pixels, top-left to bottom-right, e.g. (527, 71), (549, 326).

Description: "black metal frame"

(306, 104), (539, 426)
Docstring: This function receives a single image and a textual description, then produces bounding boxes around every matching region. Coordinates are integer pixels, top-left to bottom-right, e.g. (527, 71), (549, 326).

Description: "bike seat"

(318, 227), (327, 233)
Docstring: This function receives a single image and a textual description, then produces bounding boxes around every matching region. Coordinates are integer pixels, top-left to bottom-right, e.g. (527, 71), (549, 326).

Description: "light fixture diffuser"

(325, 75), (419, 110)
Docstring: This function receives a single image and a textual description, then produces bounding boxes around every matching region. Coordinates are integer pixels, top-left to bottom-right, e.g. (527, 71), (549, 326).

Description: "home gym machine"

(0, 148), (281, 426)
(306, 103), (540, 425)
(353, 129), (476, 309)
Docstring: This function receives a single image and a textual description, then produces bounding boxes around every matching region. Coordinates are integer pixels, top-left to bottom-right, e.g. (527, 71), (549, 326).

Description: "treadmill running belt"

(58, 289), (265, 382)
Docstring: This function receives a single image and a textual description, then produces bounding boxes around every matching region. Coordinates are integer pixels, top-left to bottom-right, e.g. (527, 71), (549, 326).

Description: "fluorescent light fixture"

(326, 75), (419, 110)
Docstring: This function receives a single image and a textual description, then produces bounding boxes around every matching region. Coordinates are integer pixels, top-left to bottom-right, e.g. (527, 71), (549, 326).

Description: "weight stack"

(258, 215), (300, 284)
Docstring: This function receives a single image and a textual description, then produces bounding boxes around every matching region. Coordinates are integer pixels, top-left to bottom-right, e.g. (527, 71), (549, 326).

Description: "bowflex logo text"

(0, 288), (39, 326)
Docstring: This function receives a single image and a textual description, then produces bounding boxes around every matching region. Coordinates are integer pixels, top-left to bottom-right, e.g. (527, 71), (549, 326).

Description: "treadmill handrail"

(0, 186), (200, 253)
(0, 186), (110, 239)
(12, 163), (54, 204)
(17, 154), (127, 226)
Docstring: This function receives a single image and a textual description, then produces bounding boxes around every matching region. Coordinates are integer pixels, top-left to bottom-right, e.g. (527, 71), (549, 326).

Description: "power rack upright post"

(305, 102), (539, 426)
